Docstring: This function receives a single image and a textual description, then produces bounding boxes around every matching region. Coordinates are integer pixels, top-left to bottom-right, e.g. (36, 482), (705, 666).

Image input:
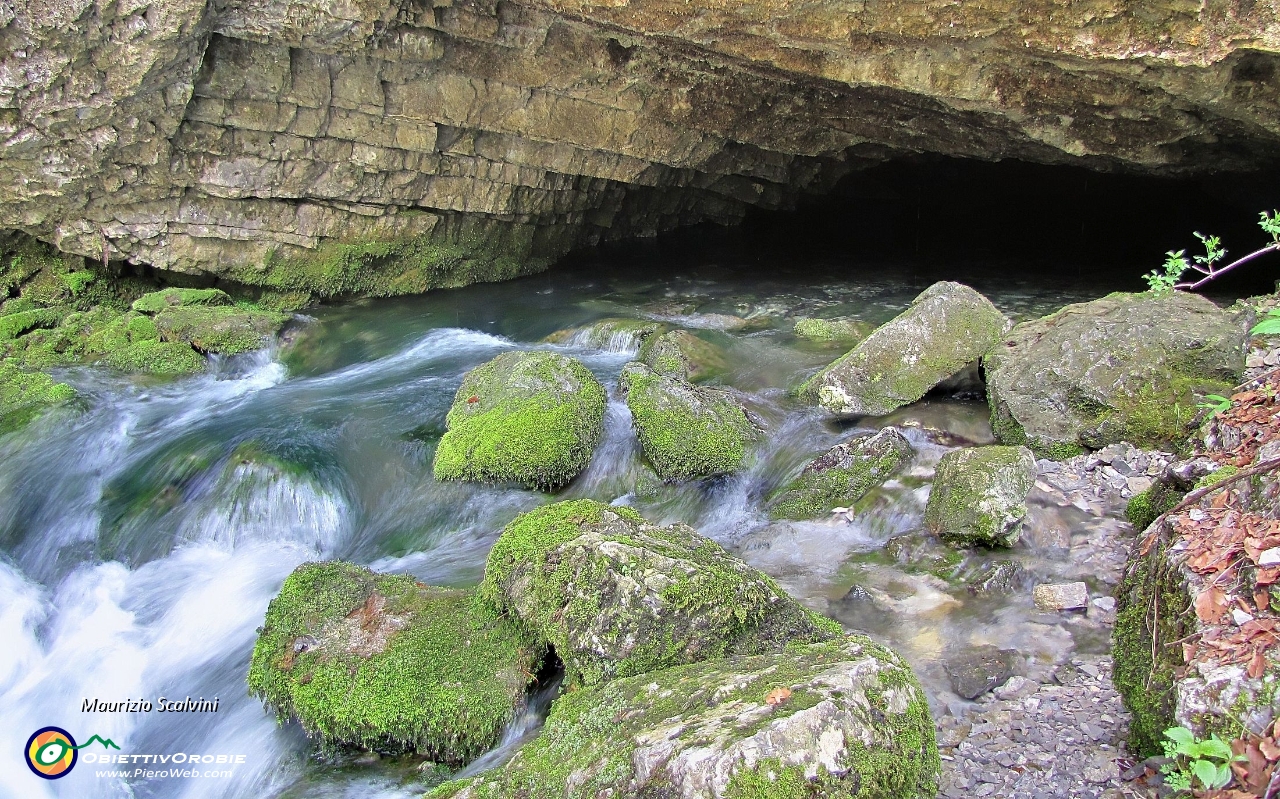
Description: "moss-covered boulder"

(985, 292), (1246, 455)
(154, 305), (286, 355)
(769, 428), (914, 520)
(430, 635), (939, 799)
(131, 287), (232, 314)
(924, 445), (1036, 547)
(638, 328), (729, 382)
(478, 500), (840, 687)
(793, 316), (875, 346)
(620, 361), (760, 480)
(433, 350), (607, 489)
(247, 562), (540, 763)
(0, 361), (75, 434)
(801, 282), (1009, 416)
(543, 317), (665, 352)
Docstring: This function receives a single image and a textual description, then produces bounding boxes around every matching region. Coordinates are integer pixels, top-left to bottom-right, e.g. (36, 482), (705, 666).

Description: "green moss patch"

(621, 361), (759, 481)
(132, 288), (232, 314)
(638, 329), (729, 382)
(792, 317), (874, 346)
(433, 351), (606, 489)
(154, 305), (287, 355)
(0, 362), (75, 434)
(247, 561), (541, 763)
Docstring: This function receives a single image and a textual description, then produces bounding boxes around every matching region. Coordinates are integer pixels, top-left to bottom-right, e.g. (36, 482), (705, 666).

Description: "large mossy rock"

(801, 282), (1009, 416)
(924, 445), (1036, 547)
(620, 361), (760, 480)
(985, 292), (1246, 456)
(153, 306), (287, 355)
(433, 350), (607, 489)
(478, 499), (840, 686)
(247, 562), (540, 763)
(430, 635), (939, 799)
(770, 428), (914, 520)
(639, 328), (728, 382)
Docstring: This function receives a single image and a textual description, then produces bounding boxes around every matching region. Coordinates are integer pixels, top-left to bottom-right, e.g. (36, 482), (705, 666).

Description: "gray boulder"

(769, 427), (914, 519)
(477, 499), (839, 687)
(985, 291), (1246, 457)
(925, 445), (1036, 547)
(430, 635), (940, 799)
(801, 282), (1009, 416)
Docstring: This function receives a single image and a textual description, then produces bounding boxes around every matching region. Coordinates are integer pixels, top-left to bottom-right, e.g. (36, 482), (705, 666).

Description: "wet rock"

(985, 292), (1246, 456)
(638, 328), (728, 382)
(0, 361), (76, 434)
(946, 645), (1022, 700)
(433, 350), (607, 489)
(966, 560), (1031, 596)
(247, 562), (540, 764)
(543, 317), (665, 352)
(925, 445), (1037, 548)
(1033, 582), (1089, 611)
(769, 427), (914, 520)
(802, 282), (1010, 416)
(792, 316), (874, 345)
(131, 288), (232, 313)
(154, 305), (287, 355)
(477, 500), (839, 687)
(620, 361), (760, 480)
(431, 636), (939, 799)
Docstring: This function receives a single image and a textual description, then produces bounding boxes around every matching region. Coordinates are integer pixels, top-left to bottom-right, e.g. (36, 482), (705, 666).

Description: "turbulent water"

(0, 253), (1148, 798)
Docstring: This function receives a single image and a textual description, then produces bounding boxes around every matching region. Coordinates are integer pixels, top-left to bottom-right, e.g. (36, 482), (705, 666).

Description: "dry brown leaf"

(1260, 737), (1280, 761)
(1255, 588), (1271, 613)
(764, 687), (791, 706)
(1249, 649), (1267, 679)
(1196, 585), (1230, 624)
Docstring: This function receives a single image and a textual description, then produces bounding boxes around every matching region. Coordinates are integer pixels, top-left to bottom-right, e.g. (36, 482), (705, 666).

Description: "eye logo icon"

(25, 727), (77, 779)
(24, 727), (119, 780)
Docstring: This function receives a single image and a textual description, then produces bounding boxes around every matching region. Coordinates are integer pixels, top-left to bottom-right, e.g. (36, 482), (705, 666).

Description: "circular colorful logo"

(25, 727), (78, 780)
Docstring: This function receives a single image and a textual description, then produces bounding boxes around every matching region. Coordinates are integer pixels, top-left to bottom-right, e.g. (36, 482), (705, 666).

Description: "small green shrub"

(1160, 726), (1244, 793)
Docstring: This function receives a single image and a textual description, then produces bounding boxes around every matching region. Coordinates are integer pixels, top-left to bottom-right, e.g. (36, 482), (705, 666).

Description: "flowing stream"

(0, 253), (1173, 798)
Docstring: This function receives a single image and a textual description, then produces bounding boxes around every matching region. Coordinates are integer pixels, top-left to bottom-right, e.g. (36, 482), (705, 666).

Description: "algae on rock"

(429, 635), (939, 799)
(925, 445), (1036, 548)
(770, 427), (914, 520)
(985, 292), (1246, 455)
(478, 499), (840, 687)
(433, 350), (607, 489)
(620, 361), (760, 481)
(801, 282), (1009, 417)
(247, 561), (541, 763)
(793, 316), (874, 346)
(639, 328), (729, 382)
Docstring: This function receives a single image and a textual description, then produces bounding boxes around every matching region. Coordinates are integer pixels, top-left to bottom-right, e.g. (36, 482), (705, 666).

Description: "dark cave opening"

(567, 155), (1280, 300)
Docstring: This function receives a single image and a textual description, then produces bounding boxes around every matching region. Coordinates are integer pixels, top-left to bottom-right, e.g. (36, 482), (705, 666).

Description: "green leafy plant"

(1144, 250), (1190, 296)
(1149, 211), (1280, 293)
(1254, 308), (1280, 336)
(1159, 726), (1245, 793)
(1196, 393), (1232, 417)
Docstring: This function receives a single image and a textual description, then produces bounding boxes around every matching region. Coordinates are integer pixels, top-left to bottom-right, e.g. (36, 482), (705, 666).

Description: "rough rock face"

(478, 500), (839, 686)
(802, 282), (1010, 416)
(985, 292), (1247, 457)
(5, 1), (1279, 286)
(247, 561), (541, 763)
(925, 445), (1036, 548)
(620, 361), (760, 480)
(429, 635), (939, 799)
(769, 427), (913, 520)
(433, 350), (606, 489)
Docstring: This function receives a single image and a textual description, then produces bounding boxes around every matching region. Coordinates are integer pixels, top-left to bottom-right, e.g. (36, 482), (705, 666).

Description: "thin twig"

(1175, 242), (1280, 290)
(1167, 456), (1280, 516)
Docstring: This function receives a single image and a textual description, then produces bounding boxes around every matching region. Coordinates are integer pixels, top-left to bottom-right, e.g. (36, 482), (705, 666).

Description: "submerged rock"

(430, 636), (939, 799)
(925, 445), (1036, 548)
(801, 282), (1009, 416)
(620, 361), (760, 480)
(946, 645), (1022, 700)
(247, 562), (540, 764)
(985, 291), (1246, 456)
(638, 328), (728, 382)
(1033, 582), (1089, 611)
(433, 350), (607, 489)
(769, 427), (914, 520)
(478, 499), (839, 686)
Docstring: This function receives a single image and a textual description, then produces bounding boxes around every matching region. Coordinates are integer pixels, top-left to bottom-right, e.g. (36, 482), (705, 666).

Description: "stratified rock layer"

(5, 1), (1280, 286)
(430, 635), (939, 799)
